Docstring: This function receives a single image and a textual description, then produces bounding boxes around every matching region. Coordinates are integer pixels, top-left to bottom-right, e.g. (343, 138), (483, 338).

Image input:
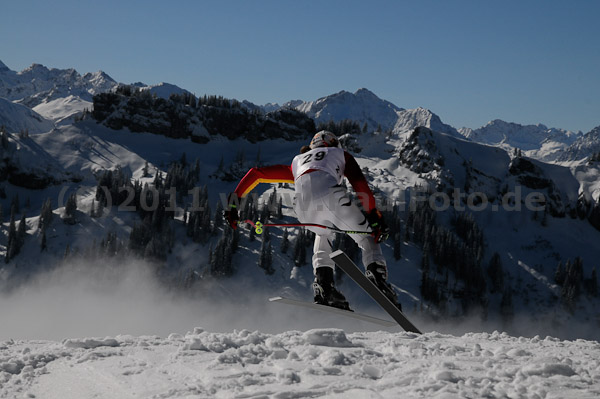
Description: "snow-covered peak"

(290, 89), (460, 137)
(559, 126), (600, 163)
(0, 61), (118, 105)
(281, 99), (303, 109)
(458, 126), (473, 136)
(463, 119), (580, 150)
(294, 88), (403, 132)
(21, 62), (56, 74)
(354, 87), (384, 101)
(82, 71), (118, 95)
(394, 107), (461, 137)
(138, 82), (191, 99)
(460, 119), (583, 163)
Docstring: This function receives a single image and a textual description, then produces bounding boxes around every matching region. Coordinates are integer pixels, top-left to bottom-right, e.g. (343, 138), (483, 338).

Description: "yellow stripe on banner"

(240, 178), (295, 197)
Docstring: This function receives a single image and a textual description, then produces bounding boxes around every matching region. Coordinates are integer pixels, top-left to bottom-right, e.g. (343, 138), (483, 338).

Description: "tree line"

(91, 86), (317, 143)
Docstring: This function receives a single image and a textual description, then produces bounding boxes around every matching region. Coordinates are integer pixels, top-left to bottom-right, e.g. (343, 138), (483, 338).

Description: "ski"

(330, 250), (422, 334)
(269, 296), (397, 327)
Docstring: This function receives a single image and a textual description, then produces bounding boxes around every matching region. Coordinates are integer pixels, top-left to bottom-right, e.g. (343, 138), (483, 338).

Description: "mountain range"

(1, 60), (599, 163)
(0, 59), (599, 341)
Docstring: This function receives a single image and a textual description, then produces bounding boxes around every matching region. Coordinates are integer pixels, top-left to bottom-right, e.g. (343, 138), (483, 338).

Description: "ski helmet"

(309, 130), (340, 149)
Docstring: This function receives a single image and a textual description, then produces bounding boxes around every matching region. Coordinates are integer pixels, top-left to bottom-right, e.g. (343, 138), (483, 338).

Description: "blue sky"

(1, 0), (599, 132)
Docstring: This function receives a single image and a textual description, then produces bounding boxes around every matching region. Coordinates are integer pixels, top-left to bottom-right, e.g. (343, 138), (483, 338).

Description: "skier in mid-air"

(224, 130), (400, 311)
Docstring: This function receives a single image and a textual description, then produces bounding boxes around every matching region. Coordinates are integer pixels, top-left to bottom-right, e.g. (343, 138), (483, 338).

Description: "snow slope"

(0, 58), (599, 352)
(1, 119), (599, 339)
(0, 97), (54, 133)
(1, 328), (598, 398)
(32, 95), (91, 126)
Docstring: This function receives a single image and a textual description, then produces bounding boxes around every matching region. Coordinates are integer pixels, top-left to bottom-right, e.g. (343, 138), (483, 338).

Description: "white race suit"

(291, 147), (386, 272)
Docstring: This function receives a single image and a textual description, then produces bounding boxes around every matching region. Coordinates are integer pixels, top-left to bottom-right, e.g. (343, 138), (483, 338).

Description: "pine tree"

(231, 226), (239, 253)
(249, 225), (256, 242)
(266, 242), (274, 274)
(210, 231), (234, 277)
(153, 168), (163, 189)
(201, 202), (212, 240)
(420, 266), (429, 299)
(214, 200), (224, 229)
(277, 197), (283, 219)
(281, 229), (289, 254)
(214, 155), (225, 177)
(193, 158), (200, 181)
(180, 152), (187, 167)
(39, 198), (53, 230)
(142, 161), (150, 177)
(487, 252), (504, 293)
(11, 193), (19, 215)
(555, 261), (566, 285)
(258, 237), (275, 275)
(588, 268), (598, 297)
(0, 127), (9, 149)
(293, 230), (307, 266)
(561, 257), (584, 308)
(90, 200), (97, 218)
(40, 228), (47, 251)
(420, 250), (430, 272)
(210, 241), (224, 277)
(64, 193), (77, 223)
(419, 250), (433, 300)
(186, 212), (195, 237)
(5, 212), (17, 262)
(17, 213), (26, 250)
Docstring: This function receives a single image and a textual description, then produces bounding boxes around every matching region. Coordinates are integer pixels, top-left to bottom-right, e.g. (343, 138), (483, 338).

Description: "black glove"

(223, 193), (240, 229)
(367, 209), (390, 243)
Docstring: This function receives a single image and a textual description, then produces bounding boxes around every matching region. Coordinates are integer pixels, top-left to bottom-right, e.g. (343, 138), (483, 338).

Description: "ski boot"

(365, 262), (402, 312)
(313, 267), (352, 311)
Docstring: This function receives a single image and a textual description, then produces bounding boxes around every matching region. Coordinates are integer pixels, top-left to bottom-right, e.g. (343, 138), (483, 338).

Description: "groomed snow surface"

(1, 328), (599, 398)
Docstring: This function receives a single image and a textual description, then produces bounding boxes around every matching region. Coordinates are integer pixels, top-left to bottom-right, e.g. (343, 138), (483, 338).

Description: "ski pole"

(244, 219), (372, 236)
